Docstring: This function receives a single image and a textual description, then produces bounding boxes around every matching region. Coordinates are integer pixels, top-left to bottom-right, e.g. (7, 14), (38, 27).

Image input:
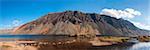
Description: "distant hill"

(12, 11), (150, 36)
(0, 29), (12, 34)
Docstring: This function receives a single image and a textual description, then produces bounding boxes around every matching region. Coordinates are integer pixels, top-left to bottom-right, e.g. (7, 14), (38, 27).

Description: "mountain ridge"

(12, 11), (150, 36)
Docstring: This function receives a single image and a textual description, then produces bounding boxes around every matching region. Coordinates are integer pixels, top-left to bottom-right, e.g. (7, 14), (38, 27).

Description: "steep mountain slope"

(13, 11), (150, 36)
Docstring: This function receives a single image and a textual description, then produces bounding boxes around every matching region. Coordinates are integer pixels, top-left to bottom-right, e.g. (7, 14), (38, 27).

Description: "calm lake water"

(0, 35), (150, 50)
(90, 42), (150, 50)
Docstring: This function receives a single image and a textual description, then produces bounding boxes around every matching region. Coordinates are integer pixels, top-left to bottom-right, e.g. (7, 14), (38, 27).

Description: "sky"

(0, 0), (150, 30)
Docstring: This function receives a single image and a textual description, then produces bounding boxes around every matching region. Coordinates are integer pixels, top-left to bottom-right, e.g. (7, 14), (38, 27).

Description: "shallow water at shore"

(90, 42), (150, 50)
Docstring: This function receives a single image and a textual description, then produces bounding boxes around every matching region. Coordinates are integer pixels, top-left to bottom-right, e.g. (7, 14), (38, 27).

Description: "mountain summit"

(13, 11), (150, 36)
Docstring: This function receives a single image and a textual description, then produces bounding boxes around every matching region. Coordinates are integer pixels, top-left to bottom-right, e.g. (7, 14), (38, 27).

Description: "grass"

(98, 36), (129, 42)
(98, 36), (150, 42)
(138, 36), (150, 42)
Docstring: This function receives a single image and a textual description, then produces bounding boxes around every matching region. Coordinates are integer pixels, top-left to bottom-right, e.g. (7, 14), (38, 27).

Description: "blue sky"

(0, 0), (150, 30)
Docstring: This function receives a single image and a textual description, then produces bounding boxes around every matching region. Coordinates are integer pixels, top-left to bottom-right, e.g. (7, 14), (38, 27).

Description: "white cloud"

(101, 8), (141, 19)
(0, 19), (21, 29)
(12, 19), (21, 27)
(125, 8), (141, 16)
(100, 8), (150, 30)
(147, 16), (150, 25)
(101, 8), (150, 30)
(130, 20), (150, 30)
(130, 42), (150, 50)
(0, 20), (21, 29)
(0, 25), (12, 29)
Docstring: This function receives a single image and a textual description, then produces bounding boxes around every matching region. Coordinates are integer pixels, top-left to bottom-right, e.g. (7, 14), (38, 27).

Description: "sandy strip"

(89, 41), (113, 46)
(0, 41), (38, 50)
(88, 37), (113, 46)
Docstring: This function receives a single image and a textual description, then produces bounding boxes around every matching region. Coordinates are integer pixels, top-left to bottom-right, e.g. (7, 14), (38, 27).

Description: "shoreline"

(0, 40), (149, 50)
(0, 35), (149, 50)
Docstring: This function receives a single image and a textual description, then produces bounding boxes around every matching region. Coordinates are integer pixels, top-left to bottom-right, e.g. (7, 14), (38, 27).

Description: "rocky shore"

(0, 38), (115, 50)
(0, 36), (149, 50)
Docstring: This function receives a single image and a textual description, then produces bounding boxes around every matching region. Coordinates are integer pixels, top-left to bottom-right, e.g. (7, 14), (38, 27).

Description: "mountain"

(13, 11), (150, 36)
(0, 29), (12, 34)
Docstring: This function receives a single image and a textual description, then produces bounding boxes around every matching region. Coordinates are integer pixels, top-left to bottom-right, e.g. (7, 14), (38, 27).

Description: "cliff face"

(13, 11), (150, 36)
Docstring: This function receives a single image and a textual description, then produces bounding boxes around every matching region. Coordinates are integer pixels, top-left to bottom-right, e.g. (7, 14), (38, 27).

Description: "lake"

(0, 35), (150, 50)
(90, 42), (150, 50)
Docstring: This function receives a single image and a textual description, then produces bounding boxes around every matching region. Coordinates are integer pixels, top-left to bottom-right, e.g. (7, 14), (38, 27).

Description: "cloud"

(101, 8), (141, 19)
(12, 19), (21, 27)
(130, 20), (150, 30)
(100, 8), (150, 30)
(0, 25), (12, 29)
(0, 19), (21, 29)
(147, 17), (150, 25)
(130, 42), (150, 50)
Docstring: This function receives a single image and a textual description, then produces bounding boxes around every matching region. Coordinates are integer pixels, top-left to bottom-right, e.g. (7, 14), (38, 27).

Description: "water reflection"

(90, 44), (132, 50)
(129, 42), (150, 50)
(90, 42), (150, 50)
(0, 35), (150, 50)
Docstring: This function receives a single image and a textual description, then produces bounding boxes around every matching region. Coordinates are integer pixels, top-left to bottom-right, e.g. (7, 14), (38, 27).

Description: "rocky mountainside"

(13, 11), (150, 36)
